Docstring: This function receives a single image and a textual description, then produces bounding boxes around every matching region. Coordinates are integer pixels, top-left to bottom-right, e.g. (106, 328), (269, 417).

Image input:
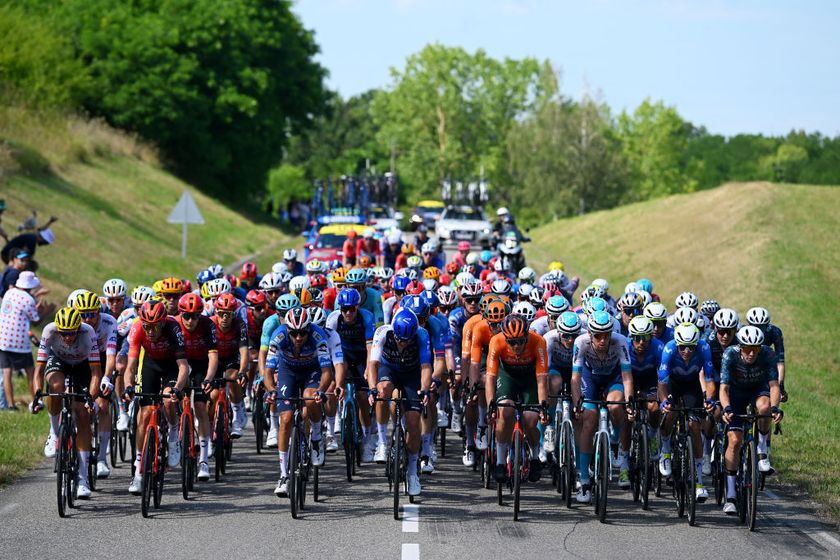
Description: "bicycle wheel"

(289, 422), (300, 519)
(686, 439), (697, 526)
(746, 438), (758, 531)
(254, 394), (264, 454)
(630, 426), (641, 503)
(675, 441), (686, 518)
(299, 435), (309, 511)
(153, 430), (165, 508)
(483, 428), (494, 490)
(596, 431), (610, 523)
(128, 404), (138, 476)
(140, 432), (156, 518)
(214, 402), (226, 481)
(712, 431), (723, 506)
(393, 424), (403, 520)
(56, 423), (69, 517)
(342, 408), (355, 482)
(512, 430), (522, 521)
(89, 417), (99, 491)
(67, 431), (78, 510)
(640, 426), (650, 510)
(181, 414), (191, 500)
(110, 402), (119, 467)
(561, 422), (575, 509)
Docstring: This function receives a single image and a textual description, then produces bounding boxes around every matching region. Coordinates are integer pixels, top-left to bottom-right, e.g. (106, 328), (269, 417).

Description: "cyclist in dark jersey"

(211, 294), (249, 438)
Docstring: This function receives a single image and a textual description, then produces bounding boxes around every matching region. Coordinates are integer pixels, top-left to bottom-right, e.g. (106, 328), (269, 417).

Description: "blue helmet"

(392, 276), (411, 292)
(557, 311), (581, 335)
(392, 309), (419, 340)
(401, 295), (429, 319)
(275, 293), (301, 313)
(337, 287), (361, 308)
(588, 296), (608, 314)
(420, 290), (439, 310)
(196, 269), (214, 287)
(588, 310), (614, 334)
(636, 278), (653, 294)
(345, 268), (367, 285)
(480, 250), (493, 263)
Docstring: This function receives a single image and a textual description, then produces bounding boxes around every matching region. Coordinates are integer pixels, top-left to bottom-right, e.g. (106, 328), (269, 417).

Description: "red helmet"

(457, 241), (471, 251)
(408, 280), (424, 295)
(224, 274), (239, 288)
(246, 289), (267, 307)
(215, 293), (239, 312)
(241, 261), (258, 278)
(181, 279), (193, 293)
(310, 274), (328, 289)
(178, 293), (203, 314)
(445, 262), (460, 275)
(139, 300), (167, 324)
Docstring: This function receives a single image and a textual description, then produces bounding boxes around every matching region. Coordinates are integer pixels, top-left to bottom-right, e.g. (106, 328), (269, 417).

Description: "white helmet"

(511, 301), (537, 323)
(422, 278), (438, 292)
(208, 264), (224, 278)
(421, 241), (435, 254)
(737, 325), (765, 346)
(496, 207), (509, 217)
(674, 323), (700, 346)
(67, 288), (87, 308)
(673, 306), (698, 325)
(271, 262), (288, 275)
(638, 290), (652, 308)
(624, 282), (640, 294)
(745, 307), (771, 327)
(387, 232), (402, 245)
(306, 259), (325, 274)
(465, 252), (480, 266)
(102, 278), (127, 298)
(131, 286), (156, 305)
(289, 275), (311, 292)
(283, 248), (298, 261)
(713, 308), (739, 330)
(628, 316), (654, 337)
(644, 302), (668, 321)
(259, 272), (283, 290)
(517, 283), (534, 298)
(455, 271), (475, 287)
(309, 306), (328, 328)
(501, 238), (521, 254)
(491, 279), (512, 295)
(406, 255), (423, 269)
(517, 267), (536, 284)
(363, 229), (374, 239)
(675, 291), (699, 310)
(591, 278), (609, 293)
(206, 278), (231, 297)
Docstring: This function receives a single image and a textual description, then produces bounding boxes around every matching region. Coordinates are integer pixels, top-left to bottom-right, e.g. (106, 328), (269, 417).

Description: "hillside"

(527, 181), (840, 518)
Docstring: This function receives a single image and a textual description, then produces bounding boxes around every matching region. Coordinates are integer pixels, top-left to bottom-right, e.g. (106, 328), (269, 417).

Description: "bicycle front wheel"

(343, 408), (355, 482)
(746, 438), (758, 531)
(561, 422), (575, 509)
(513, 430), (522, 521)
(181, 414), (192, 500)
(214, 402), (226, 481)
(596, 431), (610, 523)
(56, 423), (70, 517)
(254, 396), (264, 455)
(393, 425), (403, 520)
(639, 426), (650, 510)
(675, 442), (686, 518)
(140, 431), (156, 518)
(89, 417), (99, 491)
(686, 439), (697, 526)
(289, 423), (300, 519)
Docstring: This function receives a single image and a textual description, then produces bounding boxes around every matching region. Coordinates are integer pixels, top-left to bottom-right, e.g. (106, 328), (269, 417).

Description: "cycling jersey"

(762, 324), (785, 363)
(706, 331), (736, 383)
(469, 320), (498, 368)
(176, 315), (218, 360)
(92, 314), (119, 358)
(432, 310), (453, 350)
(37, 323), (100, 365)
(260, 314), (282, 351)
(529, 315), (551, 336)
(265, 324), (332, 374)
(658, 339), (715, 386)
(461, 313), (484, 366)
(720, 345), (778, 389)
(246, 307), (273, 350)
(655, 325), (675, 344)
(485, 332), (547, 379)
(543, 330), (576, 381)
(383, 295), (398, 325)
(326, 307), (375, 368)
(627, 337), (664, 393)
(322, 287), (337, 312)
(370, 324), (431, 413)
(335, 287), (383, 325)
(422, 314), (447, 360)
(211, 315), (248, 365)
(127, 318), (186, 362)
(572, 332), (631, 379)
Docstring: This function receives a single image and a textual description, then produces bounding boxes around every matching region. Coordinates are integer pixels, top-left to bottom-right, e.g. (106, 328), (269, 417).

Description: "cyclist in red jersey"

(211, 294), (249, 438)
(124, 300), (189, 495)
(176, 293), (218, 481)
(245, 290), (272, 403)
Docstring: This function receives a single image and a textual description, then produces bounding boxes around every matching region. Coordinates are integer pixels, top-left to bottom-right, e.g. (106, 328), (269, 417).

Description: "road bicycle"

(340, 382), (362, 482)
(375, 389), (419, 520)
(494, 401), (544, 521)
(551, 391), (577, 509)
(730, 406), (776, 531)
(582, 398), (631, 523)
(284, 392), (325, 519)
(251, 376), (269, 454)
(629, 392), (658, 510)
(179, 386), (204, 499)
(131, 391), (171, 518)
(667, 399), (706, 526)
(208, 377), (235, 481)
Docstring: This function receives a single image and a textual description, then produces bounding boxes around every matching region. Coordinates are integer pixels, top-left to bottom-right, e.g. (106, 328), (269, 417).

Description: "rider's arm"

(484, 335), (501, 405)
(535, 336), (549, 404)
(205, 321), (219, 381)
(766, 349), (781, 408)
(618, 337), (633, 401)
(657, 342), (673, 404)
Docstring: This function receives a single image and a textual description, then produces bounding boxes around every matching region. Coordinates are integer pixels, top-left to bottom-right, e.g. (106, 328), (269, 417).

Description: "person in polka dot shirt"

(0, 271), (41, 408)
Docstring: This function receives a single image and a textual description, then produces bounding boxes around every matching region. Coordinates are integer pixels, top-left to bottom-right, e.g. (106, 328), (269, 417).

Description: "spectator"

(412, 224), (430, 248)
(1, 250), (32, 297)
(342, 230), (358, 267)
(16, 211), (58, 234)
(0, 271), (41, 409)
(356, 230), (382, 268)
(1, 227), (56, 265)
(0, 199), (8, 242)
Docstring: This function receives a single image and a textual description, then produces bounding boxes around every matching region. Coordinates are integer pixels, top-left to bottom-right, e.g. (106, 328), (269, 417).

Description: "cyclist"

(644, 302), (673, 343)
(263, 308), (333, 497)
(530, 295), (569, 336)
(322, 267), (345, 314)
(73, 291), (119, 479)
(366, 308), (433, 497)
(102, 278), (130, 318)
(447, 281), (483, 433)
(394, 243), (416, 271)
(486, 314), (549, 482)
(343, 267), (385, 325)
(383, 275), (411, 325)
(114, 286), (156, 431)
(719, 325), (783, 514)
(211, 293), (249, 438)
(157, 277), (185, 316)
(124, 300), (190, 495)
(541, 311), (581, 458)
(239, 262), (260, 291)
(745, 307), (786, 401)
(32, 307), (102, 499)
(327, 288), (376, 460)
(703, 307), (739, 474)
(616, 292), (644, 337)
(626, 316), (665, 458)
(283, 249), (305, 277)
(571, 310), (634, 503)
(657, 322), (716, 503)
(244, 290), (272, 406)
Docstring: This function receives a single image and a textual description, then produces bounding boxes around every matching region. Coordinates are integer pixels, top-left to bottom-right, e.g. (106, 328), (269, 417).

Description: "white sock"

(529, 441), (540, 459)
(78, 451), (90, 480)
(377, 422), (389, 444)
(270, 411), (279, 431)
(168, 424), (178, 441)
(199, 437), (209, 462)
(310, 420), (322, 441)
(661, 436), (672, 455)
(757, 431), (769, 454)
(408, 453), (419, 475)
(48, 413), (59, 436)
(100, 432), (110, 462)
(726, 474), (736, 499)
(466, 424), (476, 445)
(695, 459), (704, 483)
(326, 416), (336, 437)
(279, 450), (289, 477)
(619, 449), (629, 470)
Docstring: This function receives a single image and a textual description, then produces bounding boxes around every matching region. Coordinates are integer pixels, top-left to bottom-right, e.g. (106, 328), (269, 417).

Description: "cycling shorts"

(345, 360), (369, 391)
(188, 359), (210, 404)
(219, 358), (241, 374)
(669, 376), (705, 422)
(580, 365), (623, 410)
(495, 367), (539, 406)
(44, 357), (92, 400)
(376, 363), (422, 413)
(727, 382), (771, 431)
(137, 352), (178, 406)
(276, 368), (322, 413)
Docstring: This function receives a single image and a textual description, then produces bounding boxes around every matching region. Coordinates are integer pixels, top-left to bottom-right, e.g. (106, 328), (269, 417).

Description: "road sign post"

(167, 190), (205, 258)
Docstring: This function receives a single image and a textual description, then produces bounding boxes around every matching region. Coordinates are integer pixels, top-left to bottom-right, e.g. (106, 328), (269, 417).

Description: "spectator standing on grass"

(0, 271), (41, 410)
(1, 227), (56, 265)
(1, 250), (32, 298)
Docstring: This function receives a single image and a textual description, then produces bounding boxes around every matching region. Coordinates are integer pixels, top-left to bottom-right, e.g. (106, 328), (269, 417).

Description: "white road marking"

(0, 502), (19, 516)
(402, 504), (419, 533)
(401, 543), (420, 560)
(812, 531), (840, 551)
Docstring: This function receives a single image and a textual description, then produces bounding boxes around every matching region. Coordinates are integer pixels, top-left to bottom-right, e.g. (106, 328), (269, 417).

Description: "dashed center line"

(402, 504), (420, 533)
(401, 543), (420, 560)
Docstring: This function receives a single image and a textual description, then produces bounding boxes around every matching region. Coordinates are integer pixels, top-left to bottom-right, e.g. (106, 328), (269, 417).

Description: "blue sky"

(293, 0), (840, 136)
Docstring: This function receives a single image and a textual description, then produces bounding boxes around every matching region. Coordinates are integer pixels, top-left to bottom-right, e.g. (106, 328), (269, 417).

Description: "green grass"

(0, 375), (49, 486)
(527, 181), (840, 520)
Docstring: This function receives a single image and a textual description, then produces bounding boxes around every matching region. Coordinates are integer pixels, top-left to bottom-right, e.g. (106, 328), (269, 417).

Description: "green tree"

(264, 163), (309, 216)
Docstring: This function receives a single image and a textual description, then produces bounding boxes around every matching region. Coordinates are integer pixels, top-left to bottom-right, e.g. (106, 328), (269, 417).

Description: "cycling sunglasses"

(464, 297), (481, 304)
(623, 307), (642, 316)
(181, 312), (200, 321)
(631, 334), (651, 342)
(340, 306), (358, 313)
(507, 337), (527, 346)
(288, 329), (308, 338)
(216, 311), (234, 319)
(677, 344), (697, 351)
(58, 330), (79, 338)
(162, 293), (180, 300)
(560, 333), (577, 341)
(80, 312), (98, 319)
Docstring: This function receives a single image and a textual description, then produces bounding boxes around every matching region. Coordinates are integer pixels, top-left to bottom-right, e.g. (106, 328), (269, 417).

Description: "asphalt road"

(1, 423), (838, 560)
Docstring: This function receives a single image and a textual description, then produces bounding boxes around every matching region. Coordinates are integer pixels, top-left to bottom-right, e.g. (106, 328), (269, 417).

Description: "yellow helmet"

(152, 280), (165, 295)
(158, 276), (184, 295)
(55, 307), (82, 332)
(73, 291), (101, 313)
(331, 267), (347, 284)
(548, 261), (564, 272)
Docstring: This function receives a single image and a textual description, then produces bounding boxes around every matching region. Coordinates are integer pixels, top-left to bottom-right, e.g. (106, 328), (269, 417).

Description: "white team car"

(434, 205), (493, 247)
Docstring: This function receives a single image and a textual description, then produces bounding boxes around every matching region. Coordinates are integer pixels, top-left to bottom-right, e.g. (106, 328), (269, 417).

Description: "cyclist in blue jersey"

(342, 268), (385, 326)
(719, 325), (783, 514)
(541, 311), (581, 459)
(366, 309), (432, 497)
(447, 281), (482, 433)
(703, 307), (739, 474)
(658, 322), (716, 503)
(745, 307), (787, 401)
(616, 292), (644, 337)
(626, 316), (665, 458)
(263, 308), (333, 497)
(571, 310), (634, 503)
(645, 302), (673, 343)
(327, 288), (377, 462)
(384, 275), (411, 325)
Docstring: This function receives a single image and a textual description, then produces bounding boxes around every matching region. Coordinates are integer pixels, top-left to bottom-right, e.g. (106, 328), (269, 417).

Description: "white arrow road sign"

(167, 190), (204, 258)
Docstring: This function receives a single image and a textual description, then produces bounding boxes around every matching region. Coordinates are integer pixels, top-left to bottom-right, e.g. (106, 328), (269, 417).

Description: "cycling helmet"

(403, 268), (419, 281)
(673, 306), (698, 325)
(480, 250), (493, 264)
(591, 278), (609, 293)
(628, 316), (654, 337)
(587, 296), (608, 315)
(309, 306), (327, 328)
(277, 271), (294, 286)
(421, 241), (435, 255)
(283, 249), (298, 261)
(401, 243), (416, 255)
(102, 279), (127, 298)
(511, 301), (536, 323)
(139, 300), (167, 324)
(309, 288), (324, 306)
(259, 272), (283, 291)
(275, 293), (301, 313)
(157, 277), (183, 295)
(737, 325), (764, 346)
(491, 279), (512, 296)
(421, 278), (437, 292)
(179, 292), (204, 314)
(548, 261), (564, 272)
(214, 293), (238, 312)
(494, 258), (509, 272)
(588, 310), (614, 334)
(205, 278), (231, 297)
(618, 291), (643, 313)
(484, 300), (507, 323)
(196, 269), (214, 286)
(674, 323), (700, 346)
(306, 259), (324, 274)
(700, 300), (721, 319)
(337, 288), (361, 308)
(331, 267), (347, 284)
(545, 295), (570, 316)
(73, 291), (101, 313)
(557, 311), (581, 335)
(285, 307), (311, 330)
(713, 308), (739, 330)
(460, 281), (483, 298)
(745, 307), (771, 327)
(465, 252), (480, 266)
(518, 283), (534, 299)
(208, 264), (224, 278)
(638, 290), (652, 308)
(241, 262), (257, 279)
(392, 308), (419, 340)
(675, 291), (699, 310)
(293, 287), (312, 306)
(420, 290), (439, 310)
(131, 286), (156, 305)
(462, 264), (478, 277)
(271, 262), (288, 275)
(309, 274), (328, 289)
(423, 267), (441, 281)
(402, 295), (429, 319)
(392, 275), (411, 293)
(289, 275), (311, 292)
(528, 286), (545, 308)
(55, 307), (82, 332)
(457, 240), (471, 252)
(454, 272), (475, 287)
(445, 262), (460, 276)
(437, 285), (458, 307)
(644, 302), (668, 321)
(245, 290), (267, 308)
(372, 267), (388, 280)
(406, 255), (423, 269)
(624, 282), (641, 294)
(182, 279), (193, 294)
(502, 315), (528, 339)
(358, 255), (373, 268)
(518, 267), (536, 284)
(636, 278), (653, 294)
(580, 285), (605, 305)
